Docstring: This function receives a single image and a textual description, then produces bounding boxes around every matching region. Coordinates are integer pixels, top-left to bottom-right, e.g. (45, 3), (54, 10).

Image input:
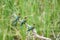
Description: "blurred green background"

(0, 0), (60, 40)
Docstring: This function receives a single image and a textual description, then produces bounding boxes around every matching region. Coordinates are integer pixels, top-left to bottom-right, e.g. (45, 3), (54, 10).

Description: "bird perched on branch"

(20, 16), (27, 26)
(11, 13), (21, 26)
(26, 24), (35, 32)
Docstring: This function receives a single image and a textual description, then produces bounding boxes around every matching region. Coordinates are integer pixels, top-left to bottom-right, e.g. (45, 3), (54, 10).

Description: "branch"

(32, 29), (51, 40)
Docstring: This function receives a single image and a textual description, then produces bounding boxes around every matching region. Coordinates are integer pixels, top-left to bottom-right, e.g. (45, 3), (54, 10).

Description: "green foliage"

(0, 0), (60, 40)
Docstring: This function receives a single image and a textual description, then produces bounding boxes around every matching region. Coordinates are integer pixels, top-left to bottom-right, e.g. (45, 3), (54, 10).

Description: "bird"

(25, 23), (35, 32)
(20, 16), (27, 26)
(12, 13), (21, 26)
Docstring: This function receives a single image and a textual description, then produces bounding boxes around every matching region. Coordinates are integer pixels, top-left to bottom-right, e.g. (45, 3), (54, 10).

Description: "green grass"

(0, 0), (60, 40)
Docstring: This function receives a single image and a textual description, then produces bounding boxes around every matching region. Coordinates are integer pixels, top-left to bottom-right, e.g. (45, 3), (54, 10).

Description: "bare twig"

(33, 29), (51, 40)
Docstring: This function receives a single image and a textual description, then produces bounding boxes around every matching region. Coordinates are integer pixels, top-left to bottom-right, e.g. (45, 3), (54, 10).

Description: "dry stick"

(34, 34), (51, 40)
(33, 29), (51, 40)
